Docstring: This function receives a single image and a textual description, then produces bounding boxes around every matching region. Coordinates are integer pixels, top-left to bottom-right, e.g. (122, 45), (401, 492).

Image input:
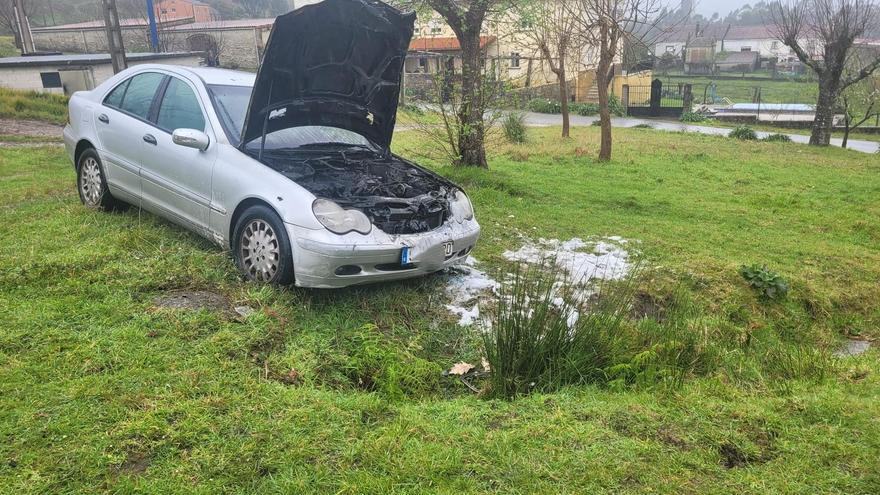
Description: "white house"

(654, 24), (812, 62)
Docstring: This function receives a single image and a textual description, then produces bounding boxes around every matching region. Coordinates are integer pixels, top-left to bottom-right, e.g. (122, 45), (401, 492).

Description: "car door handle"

(98, 114), (109, 124)
(143, 134), (157, 145)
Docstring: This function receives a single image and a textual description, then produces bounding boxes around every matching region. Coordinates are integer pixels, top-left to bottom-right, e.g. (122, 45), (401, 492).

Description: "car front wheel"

(232, 205), (294, 284)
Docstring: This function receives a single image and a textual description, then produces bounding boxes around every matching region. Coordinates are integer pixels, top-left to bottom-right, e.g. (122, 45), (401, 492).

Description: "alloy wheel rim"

(79, 158), (103, 206)
(240, 219), (280, 282)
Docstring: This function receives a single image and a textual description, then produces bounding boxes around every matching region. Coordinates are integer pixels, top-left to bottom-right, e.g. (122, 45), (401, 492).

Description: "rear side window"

(156, 78), (205, 132)
(103, 79), (129, 108)
(118, 72), (165, 119)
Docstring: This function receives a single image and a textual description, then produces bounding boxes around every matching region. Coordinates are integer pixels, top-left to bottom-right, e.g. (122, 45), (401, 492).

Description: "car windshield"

(207, 84), (377, 152)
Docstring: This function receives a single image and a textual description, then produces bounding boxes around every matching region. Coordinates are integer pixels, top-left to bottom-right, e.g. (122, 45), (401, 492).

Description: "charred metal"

(252, 147), (456, 234)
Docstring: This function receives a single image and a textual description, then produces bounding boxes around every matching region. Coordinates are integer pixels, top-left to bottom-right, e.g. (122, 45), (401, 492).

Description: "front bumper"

(288, 219), (481, 288)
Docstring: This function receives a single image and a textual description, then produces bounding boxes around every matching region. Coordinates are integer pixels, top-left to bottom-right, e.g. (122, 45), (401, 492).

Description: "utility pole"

(102, 0), (128, 73)
(12, 0), (35, 54)
(145, 0), (160, 52)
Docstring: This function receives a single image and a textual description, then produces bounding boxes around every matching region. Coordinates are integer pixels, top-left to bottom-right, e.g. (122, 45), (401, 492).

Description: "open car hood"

(239, 0), (415, 151)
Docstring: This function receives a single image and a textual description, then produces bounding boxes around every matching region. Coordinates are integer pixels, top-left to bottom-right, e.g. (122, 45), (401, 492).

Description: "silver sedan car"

(62, 0), (479, 288)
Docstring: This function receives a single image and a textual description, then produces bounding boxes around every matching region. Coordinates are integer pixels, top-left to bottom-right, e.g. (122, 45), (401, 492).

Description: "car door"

(94, 72), (166, 204)
(139, 75), (216, 234)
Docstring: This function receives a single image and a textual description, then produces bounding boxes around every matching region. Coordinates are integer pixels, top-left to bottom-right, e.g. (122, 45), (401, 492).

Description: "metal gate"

(625, 79), (690, 118)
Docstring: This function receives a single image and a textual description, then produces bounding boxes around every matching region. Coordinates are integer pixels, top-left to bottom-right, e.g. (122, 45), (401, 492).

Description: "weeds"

(680, 112), (707, 123)
(740, 264), (789, 300)
(763, 133), (792, 143)
(526, 98), (561, 114)
(729, 125), (758, 140)
(0, 88), (68, 124)
(502, 112), (527, 143)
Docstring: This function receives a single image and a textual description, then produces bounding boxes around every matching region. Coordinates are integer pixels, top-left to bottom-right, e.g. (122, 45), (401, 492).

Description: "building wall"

(155, 0), (215, 23)
(0, 54), (204, 94)
(33, 25), (268, 70)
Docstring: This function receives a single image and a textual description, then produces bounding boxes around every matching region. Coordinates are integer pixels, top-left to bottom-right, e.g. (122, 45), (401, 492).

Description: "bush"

(399, 102), (424, 116)
(502, 112), (527, 143)
(609, 95), (626, 117)
(763, 133), (792, 143)
(740, 264), (789, 300)
(570, 102), (599, 116)
(591, 120), (603, 126)
(729, 125), (758, 140)
(632, 124), (653, 129)
(526, 98), (561, 114)
(680, 112), (706, 123)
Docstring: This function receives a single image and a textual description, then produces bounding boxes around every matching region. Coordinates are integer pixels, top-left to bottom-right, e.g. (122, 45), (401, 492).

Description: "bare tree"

(571, 0), (666, 161)
(405, 0), (510, 167)
(514, 0), (581, 137)
(0, 0), (31, 48)
(769, 0), (880, 146)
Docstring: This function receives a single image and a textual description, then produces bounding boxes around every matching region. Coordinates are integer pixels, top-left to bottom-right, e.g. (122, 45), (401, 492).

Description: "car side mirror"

(172, 128), (210, 151)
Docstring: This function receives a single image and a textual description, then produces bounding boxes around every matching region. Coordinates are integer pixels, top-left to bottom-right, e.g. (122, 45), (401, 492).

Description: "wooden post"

(102, 0), (128, 74)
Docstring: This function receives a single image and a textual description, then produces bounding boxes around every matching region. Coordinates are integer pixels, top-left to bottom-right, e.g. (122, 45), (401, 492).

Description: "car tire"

(232, 204), (294, 285)
(76, 148), (122, 210)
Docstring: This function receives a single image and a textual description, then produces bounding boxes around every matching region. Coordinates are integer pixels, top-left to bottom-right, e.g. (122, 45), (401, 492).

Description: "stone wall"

(33, 26), (267, 70)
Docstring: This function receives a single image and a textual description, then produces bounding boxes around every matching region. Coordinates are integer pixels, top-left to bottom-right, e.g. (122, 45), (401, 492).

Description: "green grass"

(0, 88), (69, 124)
(0, 36), (17, 57)
(662, 74), (818, 106)
(1, 129), (879, 493)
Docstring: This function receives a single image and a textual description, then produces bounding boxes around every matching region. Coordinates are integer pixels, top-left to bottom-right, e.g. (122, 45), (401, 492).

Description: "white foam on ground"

(502, 237), (631, 283)
(443, 256), (500, 327)
(443, 238), (633, 328)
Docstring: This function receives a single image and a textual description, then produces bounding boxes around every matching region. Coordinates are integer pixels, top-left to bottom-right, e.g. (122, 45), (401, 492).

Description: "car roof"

(131, 64), (256, 87)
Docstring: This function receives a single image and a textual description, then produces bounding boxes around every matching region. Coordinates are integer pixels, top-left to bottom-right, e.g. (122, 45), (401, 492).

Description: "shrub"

(526, 98), (561, 114)
(609, 95), (626, 117)
(632, 124), (653, 129)
(763, 133), (792, 143)
(739, 264), (789, 300)
(399, 102), (424, 116)
(680, 111), (706, 123)
(502, 112), (527, 143)
(570, 102), (599, 116)
(729, 125), (758, 140)
(591, 120), (603, 126)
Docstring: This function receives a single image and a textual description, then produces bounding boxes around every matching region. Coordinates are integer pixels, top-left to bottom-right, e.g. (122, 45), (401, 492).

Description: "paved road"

(519, 111), (880, 154)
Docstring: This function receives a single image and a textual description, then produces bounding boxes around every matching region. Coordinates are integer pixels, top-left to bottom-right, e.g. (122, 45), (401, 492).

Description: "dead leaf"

(448, 362), (474, 376)
(481, 357), (491, 372)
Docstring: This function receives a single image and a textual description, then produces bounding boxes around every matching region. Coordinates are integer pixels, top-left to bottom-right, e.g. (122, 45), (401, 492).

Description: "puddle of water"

(833, 339), (871, 358)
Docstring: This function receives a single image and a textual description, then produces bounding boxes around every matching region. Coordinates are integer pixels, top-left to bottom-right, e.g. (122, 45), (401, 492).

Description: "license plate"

(443, 241), (454, 257)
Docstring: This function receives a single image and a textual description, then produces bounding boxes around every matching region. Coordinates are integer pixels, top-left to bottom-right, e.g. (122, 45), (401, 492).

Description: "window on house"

(40, 72), (62, 89)
(740, 46), (752, 51)
(666, 45), (675, 53)
(771, 41), (779, 50)
(431, 27), (442, 34)
(510, 52), (520, 69)
(418, 57), (427, 71)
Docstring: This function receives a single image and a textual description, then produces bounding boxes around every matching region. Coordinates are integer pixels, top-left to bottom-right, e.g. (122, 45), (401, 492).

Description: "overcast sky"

(692, 0), (756, 17)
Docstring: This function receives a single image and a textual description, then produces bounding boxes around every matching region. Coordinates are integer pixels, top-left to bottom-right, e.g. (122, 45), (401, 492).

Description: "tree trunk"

(596, 59), (613, 162)
(558, 59), (570, 138)
(842, 115), (850, 148)
(810, 78), (838, 146)
(456, 30), (488, 168)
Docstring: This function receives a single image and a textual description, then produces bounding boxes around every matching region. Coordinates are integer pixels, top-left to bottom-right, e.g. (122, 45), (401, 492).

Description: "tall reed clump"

(482, 262), (633, 398)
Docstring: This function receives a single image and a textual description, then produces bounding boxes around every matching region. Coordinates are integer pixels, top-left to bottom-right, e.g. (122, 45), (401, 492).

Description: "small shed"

(714, 51), (759, 73)
(0, 52), (205, 95)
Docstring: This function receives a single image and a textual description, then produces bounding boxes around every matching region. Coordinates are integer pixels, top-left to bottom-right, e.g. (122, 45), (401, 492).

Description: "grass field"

(660, 74), (819, 106)
(1, 128), (879, 493)
(0, 88), (69, 124)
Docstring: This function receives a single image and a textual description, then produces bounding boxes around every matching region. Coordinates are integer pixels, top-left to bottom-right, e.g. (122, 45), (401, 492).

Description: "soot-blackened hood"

(240, 0), (415, 151)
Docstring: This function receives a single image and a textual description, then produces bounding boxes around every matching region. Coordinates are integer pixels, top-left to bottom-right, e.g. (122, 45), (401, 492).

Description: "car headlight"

(449, 190), (474, 222)
(312, 198), (372, 235)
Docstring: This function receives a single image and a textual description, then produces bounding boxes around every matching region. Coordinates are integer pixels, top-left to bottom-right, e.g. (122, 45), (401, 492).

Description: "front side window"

(118, 72), (165, 119)
(156, 77), (205, 132)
